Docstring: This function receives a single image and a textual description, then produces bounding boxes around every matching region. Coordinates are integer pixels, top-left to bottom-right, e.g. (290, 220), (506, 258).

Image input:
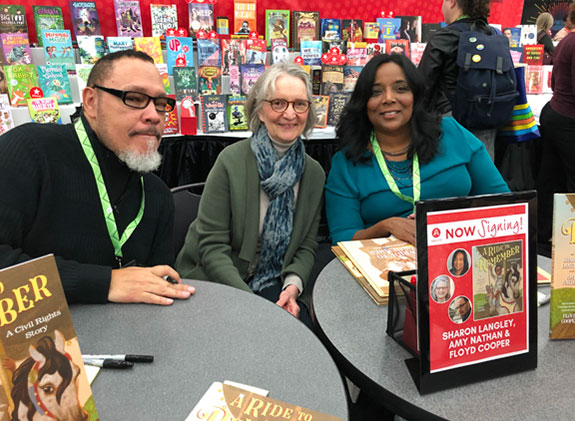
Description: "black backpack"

(449, 21), (519, 130)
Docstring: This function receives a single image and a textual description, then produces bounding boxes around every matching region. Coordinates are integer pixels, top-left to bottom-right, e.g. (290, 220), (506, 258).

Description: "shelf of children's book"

(10, 103), (80, 126)
(189, 126), (336, 140)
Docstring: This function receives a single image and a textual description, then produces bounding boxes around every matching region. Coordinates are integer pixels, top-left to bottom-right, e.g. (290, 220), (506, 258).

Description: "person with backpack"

(419, 0), (518, 160)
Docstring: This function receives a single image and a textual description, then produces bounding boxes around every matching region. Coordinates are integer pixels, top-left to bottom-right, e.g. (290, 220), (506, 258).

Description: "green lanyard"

(74, 118), (145, 266)
(370, 131), (420, 210)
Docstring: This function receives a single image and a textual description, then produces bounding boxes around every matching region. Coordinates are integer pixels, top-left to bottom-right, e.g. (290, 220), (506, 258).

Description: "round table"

(70, 280), (348, 420)
(312, 257), (573, 420)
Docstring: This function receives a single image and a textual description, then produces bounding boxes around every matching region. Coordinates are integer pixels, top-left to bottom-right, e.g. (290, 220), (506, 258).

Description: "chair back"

(171, 182), (205, 255)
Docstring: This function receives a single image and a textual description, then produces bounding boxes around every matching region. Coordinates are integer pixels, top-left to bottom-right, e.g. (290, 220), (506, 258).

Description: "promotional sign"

(411, 192), (537, 394)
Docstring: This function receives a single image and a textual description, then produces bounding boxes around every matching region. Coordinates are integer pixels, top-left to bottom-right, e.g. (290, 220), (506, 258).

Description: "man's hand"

(276, 284), (300, 318)
(108, 265), (195, 305)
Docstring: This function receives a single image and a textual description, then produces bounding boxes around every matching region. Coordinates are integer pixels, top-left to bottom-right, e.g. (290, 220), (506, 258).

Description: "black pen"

(83, 354), (154, 363)
(83, 357), (134, 369)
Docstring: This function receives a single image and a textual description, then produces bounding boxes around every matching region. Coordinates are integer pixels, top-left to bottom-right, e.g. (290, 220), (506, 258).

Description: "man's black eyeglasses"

(93, 85), (175, 113)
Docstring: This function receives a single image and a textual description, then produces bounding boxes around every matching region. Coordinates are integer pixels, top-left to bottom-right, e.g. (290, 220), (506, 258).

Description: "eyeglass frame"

(263, 99), (312, 114)
(92, 85), (176, 113)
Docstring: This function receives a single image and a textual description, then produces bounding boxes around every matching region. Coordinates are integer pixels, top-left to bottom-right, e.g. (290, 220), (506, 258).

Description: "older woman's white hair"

(245, 62), (317, 137)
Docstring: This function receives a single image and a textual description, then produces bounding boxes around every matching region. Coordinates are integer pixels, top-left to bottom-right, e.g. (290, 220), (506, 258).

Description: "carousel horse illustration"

(9, 330), (88, 421)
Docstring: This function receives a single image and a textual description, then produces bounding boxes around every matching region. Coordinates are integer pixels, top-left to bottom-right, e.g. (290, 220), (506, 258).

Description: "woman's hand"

(276, 284), (301, 318)
(352, 217), (415, 245)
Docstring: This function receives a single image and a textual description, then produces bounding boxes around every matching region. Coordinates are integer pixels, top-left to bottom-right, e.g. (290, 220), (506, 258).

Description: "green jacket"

(175, 139), (325, 307)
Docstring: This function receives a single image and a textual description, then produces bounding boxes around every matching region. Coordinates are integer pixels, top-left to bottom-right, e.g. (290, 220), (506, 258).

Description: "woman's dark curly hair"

(336, 53), (442, 164)
(457, 0), (490, 19)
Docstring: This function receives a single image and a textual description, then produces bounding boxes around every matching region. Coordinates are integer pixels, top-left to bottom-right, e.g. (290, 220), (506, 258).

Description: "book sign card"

(412, 192), (537, 394)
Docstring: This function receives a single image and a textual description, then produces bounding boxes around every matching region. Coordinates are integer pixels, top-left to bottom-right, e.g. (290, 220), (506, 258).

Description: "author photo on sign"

(450, 296), (472, 323)
(449, 248), (470, 277)
(430, 275), (453, 303)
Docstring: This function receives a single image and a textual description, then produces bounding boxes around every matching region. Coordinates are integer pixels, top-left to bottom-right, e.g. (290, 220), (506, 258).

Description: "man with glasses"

(0, 50), (195, 305)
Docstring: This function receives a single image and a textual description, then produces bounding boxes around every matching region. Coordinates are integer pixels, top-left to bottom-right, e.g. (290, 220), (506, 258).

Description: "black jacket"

(419, 17), (489, 114)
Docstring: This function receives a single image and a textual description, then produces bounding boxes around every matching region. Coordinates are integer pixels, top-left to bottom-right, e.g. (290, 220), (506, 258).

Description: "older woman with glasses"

(176, 62), (325, 327)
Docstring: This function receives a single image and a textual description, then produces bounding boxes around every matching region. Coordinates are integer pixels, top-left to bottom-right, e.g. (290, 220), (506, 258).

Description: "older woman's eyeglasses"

(93, 85), (176, 113)
(264, 99), (311, 114)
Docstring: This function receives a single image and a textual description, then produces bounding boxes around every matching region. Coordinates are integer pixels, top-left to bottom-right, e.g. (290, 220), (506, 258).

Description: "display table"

(312, 256), (571, 420)
(70, 280), (348, 420)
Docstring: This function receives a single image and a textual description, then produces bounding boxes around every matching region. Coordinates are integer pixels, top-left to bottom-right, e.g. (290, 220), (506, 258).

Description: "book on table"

(0, 255), (99, 420)
(334, 236), (416, 304)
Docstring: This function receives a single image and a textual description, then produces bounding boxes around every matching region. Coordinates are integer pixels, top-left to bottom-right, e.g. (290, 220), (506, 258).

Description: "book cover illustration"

(186, 382), (343, 421)
(377, 18), (401, 43)
(233, 0), (256, 35)
(343, 66), (361, 93)
(525, 65), (543, 94)
(363, 22), (379, 42)
(321, 18), (341, 42)
(173, 66), (198, 101)
(396, 15), (422, 43)
(240, 63), (264, 95)
(227, 95), (248, 131)
(346, 42), (367, 66)
(519, 24), (537, 46)
(327, 91), (350, 127)
(68, 1), (101, 37)
(424, 202), (529, 374)
(0, 5), (27, 35)
(155, 63), (170, 93)
(509, 46), (523, 64)
(134, 37), (163, 64)
(28, 97), (62, 124)
(37, 64), (73, 105)
(32, 6), (65, 47)
(366, 42), (385, 62)
(542, 65), (553, 94)
(77, 35), (106, 65)
(229, 64), (241, 95)
(313, 95), (330, 128)
(338, 237), (416, 297)
(166, 36), (194, 75)
(150, 4), (178, 38)
(189, 2), (214, 37)
(106, 36), (133, 53)
(114, 0), (143, 37)
(321, 65), (344, 95)
(342, 19), (363, 42)
(503, 27), (521, 48)
(201, 94), (228, 133)
(163, 93), (179, 135)
(245, 39), (266, 65)
(271, 38), (289, 64)
(311, 67), (321, 95)
(222, 39), (246, 74)
(0, 94), (14, 135)
(265, 10), (289, 47)
(216, 16), (229, 35)
(322, 38), (347, 55)
(386, 38), (411, 59)
(197, 38), (221, 67)
(75, 63), (93, 98)
(1, 33), (31, 65)
(0, 255), (99, 420)
(198, 65), (221, 95)
(410, 42), (426, 66)
(291, 11), (320, 51)
(5, 64), (38, 107)
(550, 194), (575, 339)
(0, 67), (6, 95)
(523, 44), (544, 65)
(42, 30), (76, 73)
(300, 40), (322, 66)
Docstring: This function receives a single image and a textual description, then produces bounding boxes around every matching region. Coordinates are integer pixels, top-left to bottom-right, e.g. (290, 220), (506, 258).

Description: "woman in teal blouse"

(325, 54), (509, 245)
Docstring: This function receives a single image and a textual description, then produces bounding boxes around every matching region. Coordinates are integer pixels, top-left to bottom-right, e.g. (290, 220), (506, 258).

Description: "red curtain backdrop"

(15, 0), (525, 44)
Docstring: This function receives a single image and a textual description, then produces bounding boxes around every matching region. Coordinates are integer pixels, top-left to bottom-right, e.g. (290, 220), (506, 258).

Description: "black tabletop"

(312, 256), (574, 420)
(70, 280), (349, 420)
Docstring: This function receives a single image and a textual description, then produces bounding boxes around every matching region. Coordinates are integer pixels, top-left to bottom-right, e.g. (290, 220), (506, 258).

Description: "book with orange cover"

(0, 255), (99, 420)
